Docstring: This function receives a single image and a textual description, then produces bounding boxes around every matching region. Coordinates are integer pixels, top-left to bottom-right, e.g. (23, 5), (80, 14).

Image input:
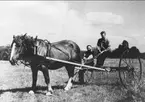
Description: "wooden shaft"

(46, 57), (106, 71)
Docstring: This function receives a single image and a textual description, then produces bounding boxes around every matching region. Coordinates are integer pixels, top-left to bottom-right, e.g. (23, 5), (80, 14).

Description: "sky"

(0, 1), (145, 52)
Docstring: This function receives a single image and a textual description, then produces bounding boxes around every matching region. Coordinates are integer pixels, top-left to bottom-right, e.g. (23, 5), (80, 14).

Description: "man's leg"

(94, 51), (109, 80)
(96, 51), (109, 67)
(78, 70), (85, 84)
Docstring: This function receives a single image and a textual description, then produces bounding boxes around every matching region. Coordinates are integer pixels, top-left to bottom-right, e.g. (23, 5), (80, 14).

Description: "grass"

(0, 59), (144, 102)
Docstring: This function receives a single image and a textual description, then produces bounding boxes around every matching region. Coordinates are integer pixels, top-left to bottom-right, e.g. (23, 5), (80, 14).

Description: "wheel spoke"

(122, 59), (131, 68)
(118, 50), (142, 89)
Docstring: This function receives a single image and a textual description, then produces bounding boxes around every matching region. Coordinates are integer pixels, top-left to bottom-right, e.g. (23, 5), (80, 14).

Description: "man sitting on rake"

(94, 31), (111, 70)
(82, 45), (95, 66)
(78, 31), (111, 83)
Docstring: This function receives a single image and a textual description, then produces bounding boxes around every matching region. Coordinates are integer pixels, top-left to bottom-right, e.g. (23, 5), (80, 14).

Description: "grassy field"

(0, 59), (145, 102)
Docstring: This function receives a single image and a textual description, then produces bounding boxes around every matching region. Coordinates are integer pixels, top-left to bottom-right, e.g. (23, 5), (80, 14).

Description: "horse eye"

(16, 44), (20, 47)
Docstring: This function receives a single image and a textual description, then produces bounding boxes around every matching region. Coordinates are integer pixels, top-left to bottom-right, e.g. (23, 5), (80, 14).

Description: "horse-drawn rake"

(46, 48), (142, 89)
(10, 34), (142, 95)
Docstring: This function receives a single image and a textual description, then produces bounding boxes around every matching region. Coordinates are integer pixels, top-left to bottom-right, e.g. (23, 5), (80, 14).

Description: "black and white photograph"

(0, 1), (145, 102)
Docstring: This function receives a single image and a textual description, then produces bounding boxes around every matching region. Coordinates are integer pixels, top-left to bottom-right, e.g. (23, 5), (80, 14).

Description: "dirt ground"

(0, 59), (145, 102)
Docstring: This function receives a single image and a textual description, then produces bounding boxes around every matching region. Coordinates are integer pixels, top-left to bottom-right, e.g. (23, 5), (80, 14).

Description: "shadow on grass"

(0, 81), (124, 95)
(117, 97), (133, 102)
(0, 85), (64, 95)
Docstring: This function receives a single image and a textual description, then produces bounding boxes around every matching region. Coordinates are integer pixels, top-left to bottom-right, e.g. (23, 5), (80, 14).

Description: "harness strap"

(33, 39), (71, 60)
(47, 42), (51, 57)
(42, 39), (51, 57)
(34, 46), (37, 55)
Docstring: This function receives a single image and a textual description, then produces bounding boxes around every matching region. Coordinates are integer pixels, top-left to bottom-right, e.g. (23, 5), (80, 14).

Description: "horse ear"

(35, 36), (38, 40)
(24, 33), (27, 37)
(13, 35), (15, 39)
(22, 33), (27, 39)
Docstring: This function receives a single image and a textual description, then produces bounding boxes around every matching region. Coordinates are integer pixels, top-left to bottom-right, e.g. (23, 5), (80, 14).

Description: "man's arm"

(107, 39), (110, 48)
(83, 53), (87, 60)
(97, 39), (103, 52)
(84, 53), (93, 60)
(103, 39), (111, 52)
(87, 55), (93, 60)
(107, 39), (111, 50)
(97, 39), (101, 47)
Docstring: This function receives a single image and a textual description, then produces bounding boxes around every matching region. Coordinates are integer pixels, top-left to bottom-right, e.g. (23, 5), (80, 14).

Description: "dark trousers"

(78, 58), (94, 83)
(96, 51), (110, 66)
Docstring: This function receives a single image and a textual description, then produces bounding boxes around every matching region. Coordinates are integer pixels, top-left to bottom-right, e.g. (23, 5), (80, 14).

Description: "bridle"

(11, 35), (71, 66)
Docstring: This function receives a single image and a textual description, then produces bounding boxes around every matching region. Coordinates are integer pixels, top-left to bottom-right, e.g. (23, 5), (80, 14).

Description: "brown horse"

(9, 33), (81, 95)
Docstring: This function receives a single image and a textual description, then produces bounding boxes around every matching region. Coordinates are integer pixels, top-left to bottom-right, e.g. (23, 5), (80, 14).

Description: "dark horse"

(9, 33), (81, 95)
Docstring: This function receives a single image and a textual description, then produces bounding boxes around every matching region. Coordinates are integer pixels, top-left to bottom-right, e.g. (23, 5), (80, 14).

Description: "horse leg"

(29, 68), (38, 94)
(41, 65), (53, 95)
(64, 66), (74, 91)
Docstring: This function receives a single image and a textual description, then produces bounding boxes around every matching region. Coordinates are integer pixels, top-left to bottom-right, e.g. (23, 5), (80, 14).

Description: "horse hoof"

(29, 90), (34, 94)
(46, 91), (53, 96)
(64, 87), (71, 91)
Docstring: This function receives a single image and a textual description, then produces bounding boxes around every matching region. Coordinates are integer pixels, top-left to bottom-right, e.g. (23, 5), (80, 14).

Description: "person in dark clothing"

(95, 31), (111, 67)
(118, 40), (129, 51)
(116, 40), (129, 57)
(78, 45), (94, 84)
(78, 31), (111, 84)
(82, 45), (94, 66)
(97, 31), (110, 52)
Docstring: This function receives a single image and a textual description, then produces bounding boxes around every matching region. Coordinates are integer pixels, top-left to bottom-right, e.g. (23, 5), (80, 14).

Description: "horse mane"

(22, 34), (51, 57)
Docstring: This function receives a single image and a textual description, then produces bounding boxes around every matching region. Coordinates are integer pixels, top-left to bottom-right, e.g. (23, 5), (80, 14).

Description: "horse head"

(9, 33), (35, 65)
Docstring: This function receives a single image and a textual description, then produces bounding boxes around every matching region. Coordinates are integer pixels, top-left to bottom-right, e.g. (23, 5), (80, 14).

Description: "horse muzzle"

(9, 59), (17, 65)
